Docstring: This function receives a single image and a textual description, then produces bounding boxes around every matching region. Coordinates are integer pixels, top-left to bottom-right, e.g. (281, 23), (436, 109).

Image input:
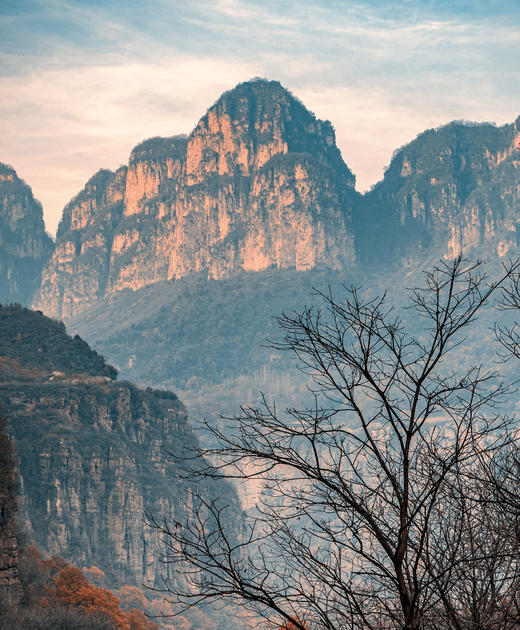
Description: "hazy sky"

(1, 0), (519, 235)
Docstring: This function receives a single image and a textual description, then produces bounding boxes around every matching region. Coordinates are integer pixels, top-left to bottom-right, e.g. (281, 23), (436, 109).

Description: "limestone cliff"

(37, 168), (127, 320)
(0, 305), (241, 589)
(29, 86), (520, 320)
(34, 79), (359, 320)
(360, 117), (520, 265)
(0, 163), (53, 305)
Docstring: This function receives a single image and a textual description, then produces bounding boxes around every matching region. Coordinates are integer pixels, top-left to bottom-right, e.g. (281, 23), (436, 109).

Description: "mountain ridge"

(2, 78), (519, 320)
(0, 304), (241, 591)
(358, 115), (520, 265)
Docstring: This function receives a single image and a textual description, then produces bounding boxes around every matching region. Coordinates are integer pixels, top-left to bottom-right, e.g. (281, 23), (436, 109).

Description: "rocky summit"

(2, 78), (520, 623)
(0, 164), (53, 306)
(34, 79), (360, 321)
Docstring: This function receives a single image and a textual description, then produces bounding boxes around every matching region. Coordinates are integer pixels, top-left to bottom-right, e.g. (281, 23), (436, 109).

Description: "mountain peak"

(189, 78), (354, 186)
(212, 78), (302, 112)
(56, 167), (127, 239)
(202, 78), (324, 140)
(34, 80), (360, 320)
(0, 162), (17, 179)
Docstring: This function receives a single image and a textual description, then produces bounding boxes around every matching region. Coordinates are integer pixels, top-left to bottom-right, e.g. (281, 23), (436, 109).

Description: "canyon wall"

(33, 80), (520, 322)
(360, 117), (520, 265)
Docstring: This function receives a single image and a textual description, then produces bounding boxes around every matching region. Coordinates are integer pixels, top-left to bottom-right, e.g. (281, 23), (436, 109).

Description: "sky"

(1, 0), (520, 236)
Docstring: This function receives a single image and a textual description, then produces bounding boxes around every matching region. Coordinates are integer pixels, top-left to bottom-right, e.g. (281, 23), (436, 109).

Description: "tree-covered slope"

(0, 304), (116, 379)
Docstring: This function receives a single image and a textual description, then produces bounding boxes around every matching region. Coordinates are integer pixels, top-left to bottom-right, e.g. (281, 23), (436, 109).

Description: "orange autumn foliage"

(21, 547), (157, 630)
(279, 618), (309, 630)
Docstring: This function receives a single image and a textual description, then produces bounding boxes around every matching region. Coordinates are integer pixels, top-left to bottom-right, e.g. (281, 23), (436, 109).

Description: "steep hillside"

(0, 305), (241, 590)
(35, 79), (360, 321)
(65, 267), (379, 423)
(0, 163), (54, 305)
(70, 269), (339, 389)
(0, 305), (116, 379)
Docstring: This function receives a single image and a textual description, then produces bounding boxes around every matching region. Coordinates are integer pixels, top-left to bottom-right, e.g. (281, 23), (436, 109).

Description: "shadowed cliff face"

(0, 412), (23, 605)
(0, 305), (242, 590)
(3, 380), (206, 588)
(0, 164), (53, 306)
(360, 117), (520, 265)
(34, 79), (359, 321)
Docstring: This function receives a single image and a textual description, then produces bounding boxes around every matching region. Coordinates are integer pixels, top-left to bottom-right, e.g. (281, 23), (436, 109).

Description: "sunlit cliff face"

(34, 80), (358, 321)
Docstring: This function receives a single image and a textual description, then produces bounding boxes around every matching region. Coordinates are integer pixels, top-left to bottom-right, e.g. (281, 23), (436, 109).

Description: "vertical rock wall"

(360, 117), (520, 265)
(0, 164), (53, 306)
(0, 413), (22, 605)
(2, 380), (241, 590)
(34, 79), (359, 321)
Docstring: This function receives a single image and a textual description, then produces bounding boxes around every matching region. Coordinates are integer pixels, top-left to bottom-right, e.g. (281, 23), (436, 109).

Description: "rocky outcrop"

(34, 79), (359, 320)
(360, 117), (520, 265)
(3, 379), (210, 588)
(0, 305), (241, 590)
(29, 78), (520, 317)
(36, 168), (127, 321)
(0, 164), (54, 305)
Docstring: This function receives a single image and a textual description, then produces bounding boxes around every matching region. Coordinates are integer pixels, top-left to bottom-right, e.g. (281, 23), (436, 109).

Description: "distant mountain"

(3, 80), (520, 617)
(0, 164), (53, 305)
(360, 117), (520, 265)
(0, 304), (241, 589)
(33, 81), (520, 325)
(35, 79), (360, 320)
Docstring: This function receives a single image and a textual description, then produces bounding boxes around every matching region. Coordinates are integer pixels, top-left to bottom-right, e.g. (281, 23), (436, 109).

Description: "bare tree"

(422, 460), (520, 630)
(449, 271), (520, 629)
(494, 269), (520, 362)
(152, 257), (520, 630)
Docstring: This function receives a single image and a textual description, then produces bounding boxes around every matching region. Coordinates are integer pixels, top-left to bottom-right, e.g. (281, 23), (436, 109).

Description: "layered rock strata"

(0, 305), (241, 589)
(30, 79), (520, 319)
